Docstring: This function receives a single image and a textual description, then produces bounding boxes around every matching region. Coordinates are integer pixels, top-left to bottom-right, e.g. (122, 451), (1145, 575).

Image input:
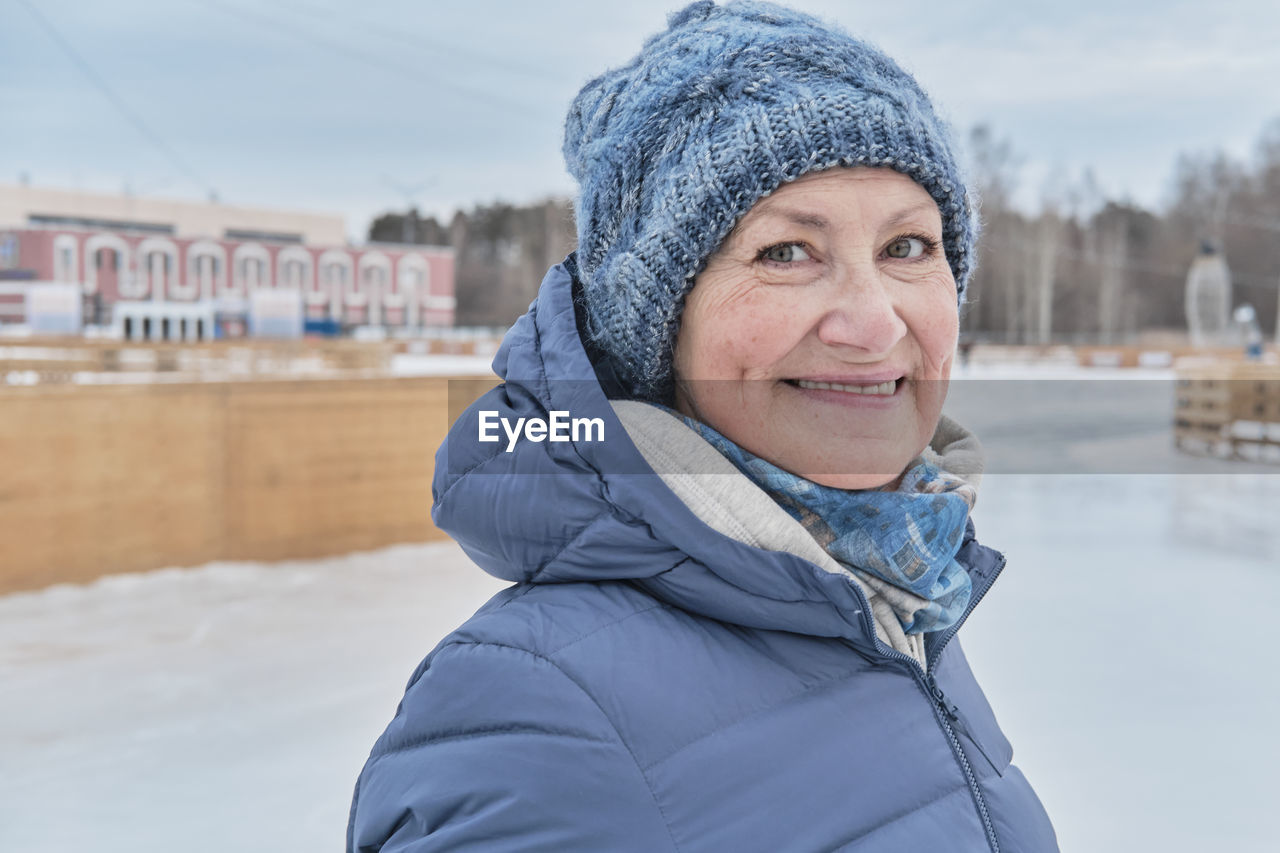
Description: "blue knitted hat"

(564, 0), (979, 401)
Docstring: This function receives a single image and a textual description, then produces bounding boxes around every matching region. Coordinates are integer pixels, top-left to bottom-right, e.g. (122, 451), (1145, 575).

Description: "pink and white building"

(0, 183), (455, 335)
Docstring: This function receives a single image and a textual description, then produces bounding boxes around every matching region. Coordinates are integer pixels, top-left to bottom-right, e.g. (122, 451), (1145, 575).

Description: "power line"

(190, 0), (544, 118)
(269, 0), (570, 87)
(14, 0), (213, 197)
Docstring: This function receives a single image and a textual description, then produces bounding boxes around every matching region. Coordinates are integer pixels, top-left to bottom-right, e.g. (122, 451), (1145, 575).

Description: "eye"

(884, 233), (939, 260)
(885, 236), (925, 259)
(759, 242), (812, 263)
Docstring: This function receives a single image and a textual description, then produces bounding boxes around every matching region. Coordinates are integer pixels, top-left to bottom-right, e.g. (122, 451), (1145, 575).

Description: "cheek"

(677, 283), (800, 379)
(931, 314), (960, 372)
(909, 294), (959, 377)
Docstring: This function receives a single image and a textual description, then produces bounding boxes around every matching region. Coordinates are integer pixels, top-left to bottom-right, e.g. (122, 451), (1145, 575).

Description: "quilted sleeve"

(347, 640), (677, 852)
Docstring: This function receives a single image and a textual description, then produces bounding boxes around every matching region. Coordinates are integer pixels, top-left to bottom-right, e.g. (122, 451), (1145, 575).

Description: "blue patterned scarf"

(672, 413), (976, 635)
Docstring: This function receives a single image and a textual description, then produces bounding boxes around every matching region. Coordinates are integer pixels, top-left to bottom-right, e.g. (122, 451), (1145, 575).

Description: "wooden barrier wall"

(0, 338), (396, 382)
(1173, 362), (1280, 459)
(1074, 344), (1279, 368)
(0, 376), (497, 594)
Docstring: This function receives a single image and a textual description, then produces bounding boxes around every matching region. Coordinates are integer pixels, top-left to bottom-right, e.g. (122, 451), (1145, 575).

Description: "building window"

(282, 258), (306, 289)
(147, 251), (173, 274)
(362, 265), (387, 289)
(323, 262), (348, 288)
(238, 256), (266, 289)
(146, 250), (173, 298)
(196, 256), (220, 285)
(56, 246), (75, 281)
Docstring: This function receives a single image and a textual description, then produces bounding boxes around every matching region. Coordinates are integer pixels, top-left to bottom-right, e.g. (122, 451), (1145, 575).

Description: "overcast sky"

(4, 0), (1279, 241)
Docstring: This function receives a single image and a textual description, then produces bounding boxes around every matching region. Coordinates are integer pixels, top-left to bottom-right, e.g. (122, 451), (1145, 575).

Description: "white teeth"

(795, 379), (897, 395)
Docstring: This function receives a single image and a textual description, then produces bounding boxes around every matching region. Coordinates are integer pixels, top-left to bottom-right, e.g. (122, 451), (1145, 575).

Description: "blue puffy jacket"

(347, 259), (1059, 852)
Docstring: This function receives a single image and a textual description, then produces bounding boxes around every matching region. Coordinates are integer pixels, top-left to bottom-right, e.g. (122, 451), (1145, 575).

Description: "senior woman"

(348, 2), (1057, 850)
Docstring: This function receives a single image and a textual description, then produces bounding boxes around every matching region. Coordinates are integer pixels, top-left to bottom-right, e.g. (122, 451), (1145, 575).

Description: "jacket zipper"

(924, 671), (1001, 852)
(843, 549), (1008, 853)
(926, 671), (1004, 777)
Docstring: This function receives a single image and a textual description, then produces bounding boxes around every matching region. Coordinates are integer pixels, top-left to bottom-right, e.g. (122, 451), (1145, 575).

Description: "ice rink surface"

(4, 361), (1279, 851)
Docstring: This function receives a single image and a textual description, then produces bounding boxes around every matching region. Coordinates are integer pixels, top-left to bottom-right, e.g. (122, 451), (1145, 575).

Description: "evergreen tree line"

(370, 119), (1280, 340)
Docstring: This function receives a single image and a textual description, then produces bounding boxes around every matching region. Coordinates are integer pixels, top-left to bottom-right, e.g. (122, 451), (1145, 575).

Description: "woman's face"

(672, 167), (959, 490)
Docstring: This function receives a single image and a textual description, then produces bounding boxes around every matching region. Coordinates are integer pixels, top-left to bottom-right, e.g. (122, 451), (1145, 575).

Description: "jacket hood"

(432, 259), (1005, 654)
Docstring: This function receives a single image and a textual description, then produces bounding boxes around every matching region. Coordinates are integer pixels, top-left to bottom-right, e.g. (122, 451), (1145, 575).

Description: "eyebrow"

(747, 201), (939, 232)
(751, 207), (831, 230)
(883, 202), (941, 228)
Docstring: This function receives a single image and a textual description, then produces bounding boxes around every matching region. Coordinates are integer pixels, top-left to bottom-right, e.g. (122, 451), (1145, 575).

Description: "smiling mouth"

(786, 378), (903, 396)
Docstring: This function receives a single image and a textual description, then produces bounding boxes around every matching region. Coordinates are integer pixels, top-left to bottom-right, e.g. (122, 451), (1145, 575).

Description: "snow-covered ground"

(0, 546), (509, 852)
(964, 473), (1280, 852)
(389, 353), (495, 376)
(4, 358), (1279, 852)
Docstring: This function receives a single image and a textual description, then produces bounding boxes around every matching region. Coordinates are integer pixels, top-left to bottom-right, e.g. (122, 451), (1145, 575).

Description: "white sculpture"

(1185, 241), (1232, 348)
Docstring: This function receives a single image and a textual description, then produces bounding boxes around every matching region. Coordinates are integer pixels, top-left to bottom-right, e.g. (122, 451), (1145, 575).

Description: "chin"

(784, 441), (927, 491)
(806, 471), (906, 491)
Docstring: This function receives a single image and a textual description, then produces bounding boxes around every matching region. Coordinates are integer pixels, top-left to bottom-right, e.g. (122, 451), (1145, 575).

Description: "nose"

(814, 263), (908, 355)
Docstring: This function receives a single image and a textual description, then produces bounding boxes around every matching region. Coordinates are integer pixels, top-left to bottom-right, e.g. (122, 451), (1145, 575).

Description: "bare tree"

(1096, 212), (1129, 343)
(963, 124), (1026, 342)
(1030, 171), (1068, 344)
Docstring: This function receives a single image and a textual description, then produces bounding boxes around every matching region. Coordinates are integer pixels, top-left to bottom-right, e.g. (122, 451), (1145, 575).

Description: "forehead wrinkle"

(726, 207), (829, 247)
(737, 199), (939, 238)
(747, 207), (831, 231)
(883, 202), (942, 230)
